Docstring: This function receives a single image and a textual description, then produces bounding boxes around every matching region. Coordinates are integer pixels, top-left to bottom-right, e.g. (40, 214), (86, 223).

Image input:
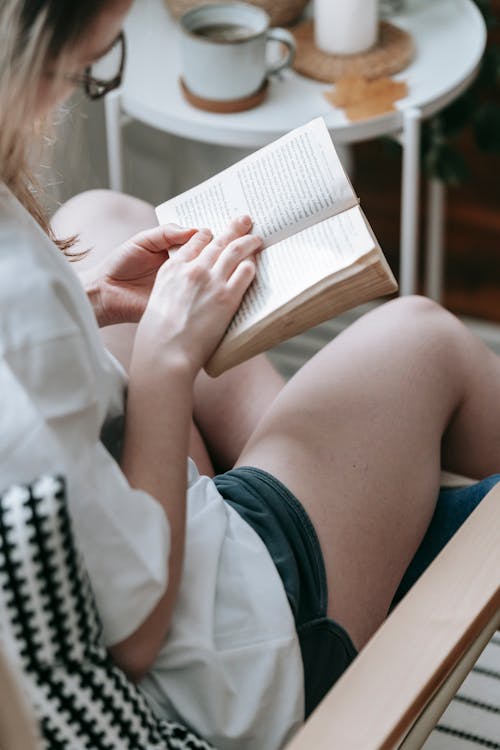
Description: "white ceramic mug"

(179, 2), (296, 101)
(315, 0), (379, 55)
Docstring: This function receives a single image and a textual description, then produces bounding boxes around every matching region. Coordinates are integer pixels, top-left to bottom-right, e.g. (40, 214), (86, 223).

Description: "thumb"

(159, 223), (199, 246)
(130, 224), (198, 252)
(161, 223), (198, 238)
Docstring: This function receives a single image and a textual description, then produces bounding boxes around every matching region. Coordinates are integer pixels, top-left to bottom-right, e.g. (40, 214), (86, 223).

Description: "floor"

(424, 635), (500, 750)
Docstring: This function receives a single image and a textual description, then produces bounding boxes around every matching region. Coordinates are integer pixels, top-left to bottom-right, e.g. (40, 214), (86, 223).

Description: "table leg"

(400, 108), (422, 296)
(424, 178), (446, 303)
(104, 90), (124, 192)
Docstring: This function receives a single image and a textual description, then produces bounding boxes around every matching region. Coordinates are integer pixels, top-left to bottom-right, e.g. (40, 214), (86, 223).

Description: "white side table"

(105, 0), (486, 299)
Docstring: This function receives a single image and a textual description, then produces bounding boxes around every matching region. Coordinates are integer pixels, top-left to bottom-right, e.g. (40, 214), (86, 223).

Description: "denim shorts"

(214, 466), (358, 718)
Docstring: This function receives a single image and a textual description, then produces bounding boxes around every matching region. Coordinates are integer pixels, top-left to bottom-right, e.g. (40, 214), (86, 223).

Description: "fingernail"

(166, 223), (191, 233)
(198, 228), (212, 239)
(238, 215), (252, 227)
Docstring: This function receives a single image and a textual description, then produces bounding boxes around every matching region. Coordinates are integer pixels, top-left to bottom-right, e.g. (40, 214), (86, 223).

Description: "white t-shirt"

(0, 185), (304, 750)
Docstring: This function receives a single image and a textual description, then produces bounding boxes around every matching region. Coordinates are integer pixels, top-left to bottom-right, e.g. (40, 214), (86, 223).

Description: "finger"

(200, 215), (253, 265)
(129, 224), (198, 253)
(226, 257), (257, 297)
(161, 224), (198, 247)
(213, 234), (263, 279)
(172, 228), (213, 261)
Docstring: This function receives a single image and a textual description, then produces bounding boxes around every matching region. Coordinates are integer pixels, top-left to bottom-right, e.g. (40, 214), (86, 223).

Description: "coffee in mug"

(179, 2), (296, 102)
(192, 23), (254, 42)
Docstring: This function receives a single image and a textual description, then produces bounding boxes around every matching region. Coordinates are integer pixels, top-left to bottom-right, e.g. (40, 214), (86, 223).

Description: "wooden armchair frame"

(1, 483), (499, 750)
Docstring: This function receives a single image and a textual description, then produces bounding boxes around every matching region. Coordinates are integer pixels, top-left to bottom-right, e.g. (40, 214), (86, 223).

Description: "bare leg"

(193, 362), (284, 472)
(236, 296), (500, 650)
(51, 189), (284, 474)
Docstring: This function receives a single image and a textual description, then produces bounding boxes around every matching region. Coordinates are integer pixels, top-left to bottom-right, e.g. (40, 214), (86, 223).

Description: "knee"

(51, 189), (158, 269)
(383, 295), (457, 331)
(381, 295), (466, 356)
(384, 294), (443, 319)
(56, 189), (155, 228)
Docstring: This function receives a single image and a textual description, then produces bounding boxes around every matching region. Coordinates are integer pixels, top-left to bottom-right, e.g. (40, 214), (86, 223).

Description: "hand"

(89, 224), (198, 326)
(136, 215), (262, 379)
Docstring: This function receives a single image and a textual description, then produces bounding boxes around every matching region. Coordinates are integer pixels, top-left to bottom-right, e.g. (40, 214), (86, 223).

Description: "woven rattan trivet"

(292, 20), (415, 82)
(180, 77), (269, 113)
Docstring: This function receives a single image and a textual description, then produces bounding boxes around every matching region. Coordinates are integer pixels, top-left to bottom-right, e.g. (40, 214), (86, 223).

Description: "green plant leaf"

(438, 93), (475, 137)
(473, 102), (500, 151)
(477, 46), (500, 88)
(419, 1), (500, 182)
(492, 45), (500, 87)
(425, 143), (470, 185)
(472, 0), (494, 26)
(379, 136), (401, 158)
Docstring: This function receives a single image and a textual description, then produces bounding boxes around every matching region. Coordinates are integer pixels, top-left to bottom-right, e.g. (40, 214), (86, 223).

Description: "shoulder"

(0, 188), (88, 353)
(0, 187), (61, 289)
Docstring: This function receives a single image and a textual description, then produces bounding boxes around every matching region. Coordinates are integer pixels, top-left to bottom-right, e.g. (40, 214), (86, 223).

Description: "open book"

(156, 118), (397, 377)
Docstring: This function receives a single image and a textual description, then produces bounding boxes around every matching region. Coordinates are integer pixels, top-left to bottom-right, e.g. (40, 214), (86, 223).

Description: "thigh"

(193, 357), (284, 473)
(236, 297), (478, 649)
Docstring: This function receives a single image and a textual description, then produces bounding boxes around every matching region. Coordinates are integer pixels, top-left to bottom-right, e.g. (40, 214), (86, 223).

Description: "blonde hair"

(0, 0), (103, 252)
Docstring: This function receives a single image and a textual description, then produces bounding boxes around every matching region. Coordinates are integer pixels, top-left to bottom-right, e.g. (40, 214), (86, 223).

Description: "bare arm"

(108, 217), (261, 680)
(110, 351), (193, 681)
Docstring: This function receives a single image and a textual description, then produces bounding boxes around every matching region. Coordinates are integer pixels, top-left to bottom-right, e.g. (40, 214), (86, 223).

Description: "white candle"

(315, 0), (379, 55)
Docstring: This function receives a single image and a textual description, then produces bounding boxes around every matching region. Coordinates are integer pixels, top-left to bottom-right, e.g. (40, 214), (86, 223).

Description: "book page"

(156, 118), (357, 247)
(226, 205), (375, 337)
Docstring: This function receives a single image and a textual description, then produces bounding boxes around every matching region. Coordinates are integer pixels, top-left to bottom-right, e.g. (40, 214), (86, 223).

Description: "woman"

(1, 1), (499, 748)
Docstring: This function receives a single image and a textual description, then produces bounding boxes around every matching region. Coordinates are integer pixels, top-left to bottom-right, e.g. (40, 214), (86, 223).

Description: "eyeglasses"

(67, 31), (127, 100)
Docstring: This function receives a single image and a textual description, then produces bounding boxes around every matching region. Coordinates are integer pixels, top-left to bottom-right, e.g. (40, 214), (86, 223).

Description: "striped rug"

(268, 305), (500, 750)
(424, 635), (500, 750)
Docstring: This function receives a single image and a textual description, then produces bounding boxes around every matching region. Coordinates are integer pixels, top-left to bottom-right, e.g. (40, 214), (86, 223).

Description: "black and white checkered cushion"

(0, 475), (215, 750)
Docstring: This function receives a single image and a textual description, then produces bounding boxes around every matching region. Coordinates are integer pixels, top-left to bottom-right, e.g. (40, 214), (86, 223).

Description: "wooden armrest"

(285, 483), (500, 750)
